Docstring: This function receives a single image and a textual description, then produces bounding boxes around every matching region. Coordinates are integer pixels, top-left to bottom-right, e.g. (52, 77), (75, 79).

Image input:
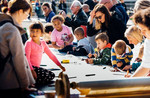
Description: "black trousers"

(69, 47), (88, 56)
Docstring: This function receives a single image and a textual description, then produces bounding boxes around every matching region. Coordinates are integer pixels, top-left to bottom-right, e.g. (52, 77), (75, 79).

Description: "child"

(43, 23), (54, 47)
(67, 27), (94, 56)
(87, 33), (112, 65)
(111, 40), (133, 71)
(25, 21), (65, 85)
(123, 44), (144, 71)
(51, 15), (74, 53)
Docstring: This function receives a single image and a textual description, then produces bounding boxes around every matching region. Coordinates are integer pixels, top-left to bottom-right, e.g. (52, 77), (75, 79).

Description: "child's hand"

(59, 45), (64, 50)
(124, 74), (131, 78)
(88, 58), (94, 64)
(122, 65), (132, 71)
(117, 61), (123, 67)
(111, 67), (120, 72)
(94, 53), (98, 58)
(64, 41), (70, 46)
(88, 53), (93, 58)
(31, 70), (37, 80)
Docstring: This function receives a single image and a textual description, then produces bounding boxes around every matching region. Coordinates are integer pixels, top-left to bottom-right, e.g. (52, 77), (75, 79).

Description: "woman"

(58, 0), (67, 13)
(42, 2), (55, 23)
(131, 8), (150, 77)
(87, 4), (130, 47)
(0, 0), (35, 97)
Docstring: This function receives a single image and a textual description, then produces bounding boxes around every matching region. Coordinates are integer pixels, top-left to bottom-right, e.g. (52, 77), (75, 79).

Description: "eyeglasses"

(95, 14), (103, 20)
(43, 7), (47, 11)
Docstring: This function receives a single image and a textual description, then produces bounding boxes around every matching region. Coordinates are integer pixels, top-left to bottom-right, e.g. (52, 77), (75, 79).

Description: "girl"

(51, 15), (74, 53)
(25, 21), (65, 85)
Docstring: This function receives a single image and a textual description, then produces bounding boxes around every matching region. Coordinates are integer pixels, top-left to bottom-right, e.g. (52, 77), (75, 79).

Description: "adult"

(112, 0), (129, 24)
(58, 0), (67, 14)
(99, 0), (123, 22)
(84, 0), (96, 10)
(0, 0), (8, 12)
(35, 0), (41, 20)
(61, 0), (88, 32)
(133, 0), (150, 13)
(0, 0), (35, 97)
(119, 0), (127, 11)
(51, 0), (57, 14)
(82, 4), (91, 18)
(87, 4), (128, 46)
(42, 2), (55, 23)
(131, 8), (150, 77)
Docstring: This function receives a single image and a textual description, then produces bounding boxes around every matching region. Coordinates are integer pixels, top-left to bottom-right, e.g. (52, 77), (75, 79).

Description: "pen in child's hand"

(126, 70), (129, 76)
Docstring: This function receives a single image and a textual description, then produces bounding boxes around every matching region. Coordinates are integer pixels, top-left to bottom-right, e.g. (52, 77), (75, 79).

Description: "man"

(82, 4), (91, 17)
(61, 0), (88, 32)
(99, 0), (123, 22)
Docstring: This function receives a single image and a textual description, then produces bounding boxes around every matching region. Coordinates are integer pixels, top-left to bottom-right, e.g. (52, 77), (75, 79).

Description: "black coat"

(87, 17), (129, 45)
(64, 8), (88, 32)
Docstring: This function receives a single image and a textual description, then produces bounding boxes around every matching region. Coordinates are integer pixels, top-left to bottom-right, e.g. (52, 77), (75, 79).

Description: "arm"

(52, 42), (64, 50)
(64, 34), (74, 46)
(43, 42), (65, 71)
(111, 48), (117, 68)
(124, 47), (133, 64)
(25, 42), (33, 70)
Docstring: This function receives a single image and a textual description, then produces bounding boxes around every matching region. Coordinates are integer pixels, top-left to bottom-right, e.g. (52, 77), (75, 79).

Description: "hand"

(72, 47), (76, 51)
(88, 58), (93, 64)
(59, 65), (66, 71)
(111, 67), (120, 72)
(59, 45), (64, 50)
(88, 53), (93, 58)
(31, 70), (37, 80)
(94, 53), (98, 58)
(64, 41), (70, 46)
(60, 10), (67, 18)
(117, 61), (123, 67)
(124, 74), (131, 78)
(122, 65), (132, 71)
(90, 10), (96, 19)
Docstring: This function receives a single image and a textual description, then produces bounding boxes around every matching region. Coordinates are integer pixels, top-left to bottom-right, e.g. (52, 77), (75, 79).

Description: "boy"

(87, 33), (112, 65)
(111, 40), (133, 71)
(68, 27), (94, 56)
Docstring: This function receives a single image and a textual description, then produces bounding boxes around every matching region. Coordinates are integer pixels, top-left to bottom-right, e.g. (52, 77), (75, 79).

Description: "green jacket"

(93, 48), (111, 65)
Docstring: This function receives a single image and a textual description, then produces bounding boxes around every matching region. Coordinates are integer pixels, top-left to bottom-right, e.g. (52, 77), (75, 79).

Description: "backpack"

(0, 20), (13, 73)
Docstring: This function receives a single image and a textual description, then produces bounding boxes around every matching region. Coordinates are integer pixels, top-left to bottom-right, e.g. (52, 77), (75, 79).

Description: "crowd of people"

(1, 0), (150, 97)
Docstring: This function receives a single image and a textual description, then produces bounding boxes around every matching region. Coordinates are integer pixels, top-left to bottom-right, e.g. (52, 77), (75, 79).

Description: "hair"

(71, 0), (82, 8)
(1, 6), (8, 13)
(29, 21), (44, 33)
(0, 0), (7, 5)
(8, 0), (32, 14)
(94, 4), (111, 30)
(42, 2), (52, 11)
(51, 15), (65, 23)
(138, 44), (144, 58)
(134, 0), (150, 13)
(114, 40), (126, 55)
(82, 4), (89, 9)
(125, 25), (143, 43)
(44, 23), (54, 33)
(95, 32), (109, 44)
(133, 7), (150, 30)
(74, 27), (84, 36)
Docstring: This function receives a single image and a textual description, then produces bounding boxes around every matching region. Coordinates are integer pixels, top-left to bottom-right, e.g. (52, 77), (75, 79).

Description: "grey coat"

(0, 14), (35, 90)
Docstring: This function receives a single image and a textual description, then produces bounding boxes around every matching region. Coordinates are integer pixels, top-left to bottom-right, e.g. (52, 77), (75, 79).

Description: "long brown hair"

(94, 4), (111, 30)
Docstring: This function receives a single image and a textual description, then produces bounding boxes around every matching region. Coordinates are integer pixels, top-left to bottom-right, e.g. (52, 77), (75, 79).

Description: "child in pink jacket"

(25, 21), (65, 84)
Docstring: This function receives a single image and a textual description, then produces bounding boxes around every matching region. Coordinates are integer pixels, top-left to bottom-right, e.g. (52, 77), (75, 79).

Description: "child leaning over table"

(123, 44), (144, 71)
(87, 33), (112, 65)
(67, 27), (94, 56)
(25, 21), (65, 85)
(111, 40), (133, 72)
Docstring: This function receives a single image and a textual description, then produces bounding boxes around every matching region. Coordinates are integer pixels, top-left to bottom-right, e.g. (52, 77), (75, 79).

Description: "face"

(30, 29), (42, 42)
(138, 24), (150, 39)
(71, 5), (79, 14)
(96, 39), (107, 49)
(95, 11), (105, 23)
(52, 19), (63, 31)
(75, 34), (80, 40)
(42, 6), (50, 16)
(126, 36), (139, 45)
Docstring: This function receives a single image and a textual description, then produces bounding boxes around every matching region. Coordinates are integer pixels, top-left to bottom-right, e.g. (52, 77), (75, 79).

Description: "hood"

(0, 13), (26, 35)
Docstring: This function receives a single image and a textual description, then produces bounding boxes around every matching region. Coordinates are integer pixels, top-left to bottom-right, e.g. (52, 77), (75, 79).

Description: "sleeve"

(93, 48), (111, 65)
(43, 41), (61, 66)
(132, 62), (141, 71)
(8, 25), (32, 88)
(66, 26), (72, 35)
(25, 41), (33, 70)
(111, 47), (117, 68)
(87, 22), (100, 37)
(124, 47), (133, 64)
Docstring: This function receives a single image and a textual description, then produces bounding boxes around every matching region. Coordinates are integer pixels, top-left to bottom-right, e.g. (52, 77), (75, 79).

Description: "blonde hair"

(125, 25), (143, 43)
(114, 40), (126, 55)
